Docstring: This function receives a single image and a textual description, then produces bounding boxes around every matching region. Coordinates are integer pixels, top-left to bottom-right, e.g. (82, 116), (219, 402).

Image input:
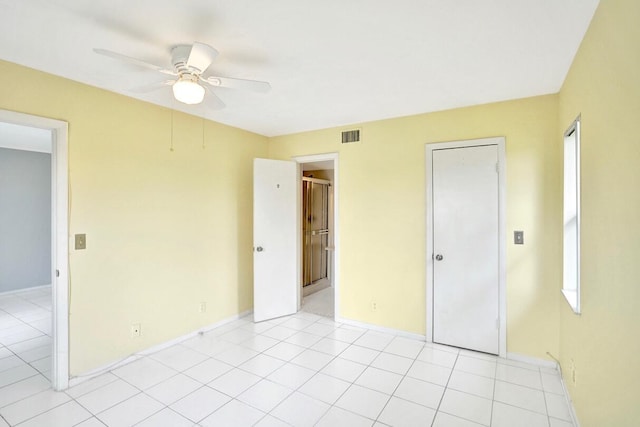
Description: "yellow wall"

(557, 0), (640, 425)
(0, 60), (268, 375)
(269, 94), (561, 359)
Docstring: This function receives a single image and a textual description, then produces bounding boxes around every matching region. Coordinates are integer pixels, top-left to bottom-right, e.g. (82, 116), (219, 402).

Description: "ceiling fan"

(94, 42), (271, 108)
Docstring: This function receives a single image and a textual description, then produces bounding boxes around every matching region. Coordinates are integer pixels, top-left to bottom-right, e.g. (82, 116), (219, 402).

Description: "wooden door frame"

(0, 109), (69, 389)
(425, 137), (506, 357)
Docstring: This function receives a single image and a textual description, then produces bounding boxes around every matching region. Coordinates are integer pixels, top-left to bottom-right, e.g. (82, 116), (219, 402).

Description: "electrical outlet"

(199, 302), (207, 313)
(570, 359), (577, 386)
(130, 323), (141, 338)
(371, 301), (377, 311)
(75, 234), (87, 250)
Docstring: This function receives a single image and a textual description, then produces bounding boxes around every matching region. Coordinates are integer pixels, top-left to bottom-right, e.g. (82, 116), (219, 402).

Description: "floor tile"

(240, 321), (276, 334)
(316, 405), (373, 426)
(284, 331), (322, 348)
(279, 317), (315, 331)
(496, 363), (543, 389)
(237, 379), (292, 413)
(545, 392), (572, 421)
(169, 386), (230, 423)
(0, 388), (70, 425)
(303, 322), (336, 337)
(181, 335), (233, 357)
(494, 380), (547, 414)
(417, 346), (458, 368)
(339, 345), (380, 365)
(491, 401), (549, 427)
(432, 411), (484, 426)
(209, 368), (261, 397)
(218, 328), (256, 345)
(497, 358), (541, 372)
(183, 357), (233, 383)
(393, 376), (444, 409)
(447, 370), (495, 399)
(290, 349), (334, 371)
(271, 391), (330, 426)
(263, 342), (306, 362)
(267, 363), (315, 389)
(298, 372), (350, 404)
(262, 326), (298, 340)
(65, 373), (119, 399)
(72, 417), (105, 427)
(459, 349), (499, 362)
(111, 357), (177, 390)
(254, 415), (291, 427)
(321, 358), (367, 382)
(144, 373), (201, 405)
(30, 356), (50, 373)
(407, 360), (452, 386)
(353, 331), (395, 351)
(326, 327), (364, 344)
(383, 336), (424, 359)
(149, 344), (208, 372)
(0, 355), (26, 373)
(17, 401), (91, 427)
(355, 366), (402, 394)
(378, 396), (436, 427)
(135, 408), (193, 427)
(213, 344), (259, 367)
(439, 388), (492, 425)
(96, 392), (163, 427)
(0, 363), (39, 388)
(200, 399), (265, 427)
(238, 353), (285, 377)
(8, 336), (51, 355)
(335, 384), (390, 419)
(370, 352), (413, 375)
(549, 417), (574, 427)
(239, 335), (280, 352)
(541, 372), (565, 395)
(455, 355), (497, 378)
(75, 379), (139, 414)
(311, 337), (349, 356)
(0, 374), (51, 407)
(17, 345), (50, 363)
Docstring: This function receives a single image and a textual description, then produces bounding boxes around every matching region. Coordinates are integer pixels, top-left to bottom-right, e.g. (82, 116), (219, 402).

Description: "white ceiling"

(0, 0), (599, 137)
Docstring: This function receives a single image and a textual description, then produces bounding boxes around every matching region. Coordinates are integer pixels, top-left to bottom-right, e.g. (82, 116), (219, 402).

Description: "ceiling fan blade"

(187, 42), (219, 73)
(203, 86), (226, 110)
(129, 80), (174, 93)
(93, 48), (176, 76)
(203, 75), (271, 93)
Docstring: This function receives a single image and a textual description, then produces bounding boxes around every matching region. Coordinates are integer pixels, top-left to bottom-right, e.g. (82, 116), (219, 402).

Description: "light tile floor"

(0, 290), (575, 426)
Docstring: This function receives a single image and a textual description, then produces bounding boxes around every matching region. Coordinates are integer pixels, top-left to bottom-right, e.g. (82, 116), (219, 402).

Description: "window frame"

(562, 115), (581, 314)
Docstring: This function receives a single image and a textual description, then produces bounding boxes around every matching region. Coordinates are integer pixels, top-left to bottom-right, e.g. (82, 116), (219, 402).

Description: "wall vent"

(341, 129), (361, 144)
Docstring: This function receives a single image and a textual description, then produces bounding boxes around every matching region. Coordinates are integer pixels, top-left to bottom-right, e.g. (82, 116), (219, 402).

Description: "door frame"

(0, 109), (69, 389)
(425, 137), (506, 357)
(293, 152), (339, 320)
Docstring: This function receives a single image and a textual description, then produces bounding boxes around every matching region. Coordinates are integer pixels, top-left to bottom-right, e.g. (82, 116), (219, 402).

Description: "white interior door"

(432, 145), (499, 354)
(253, 158), (298, 322)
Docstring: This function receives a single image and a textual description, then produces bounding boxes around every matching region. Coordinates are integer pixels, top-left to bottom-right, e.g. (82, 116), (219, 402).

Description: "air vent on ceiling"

(341, 129), (361, 144)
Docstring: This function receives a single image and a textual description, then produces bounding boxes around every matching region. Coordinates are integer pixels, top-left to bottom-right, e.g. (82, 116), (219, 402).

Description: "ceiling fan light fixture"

(172, 76), (205, 105)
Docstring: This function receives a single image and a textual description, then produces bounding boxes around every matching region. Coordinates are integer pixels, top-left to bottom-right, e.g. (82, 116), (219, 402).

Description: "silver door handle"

(435, 254), (443, 261)
(256, 246), (264, 252)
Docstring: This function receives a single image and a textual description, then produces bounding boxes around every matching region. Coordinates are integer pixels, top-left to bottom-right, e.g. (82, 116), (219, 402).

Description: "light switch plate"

(514, 230), (524, 245)
(75, 234), (86, 250)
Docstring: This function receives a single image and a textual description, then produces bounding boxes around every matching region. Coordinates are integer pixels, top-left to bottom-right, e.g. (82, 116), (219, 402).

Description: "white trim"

(560, 374), (582, 427)
(425, 137), (507, 357)
(68, 310), (252, 388)
(505, 352), (558, 370)
(337, 316), (426, 341)
(0, 109), (69, 390)
(293, 153), (340, 322)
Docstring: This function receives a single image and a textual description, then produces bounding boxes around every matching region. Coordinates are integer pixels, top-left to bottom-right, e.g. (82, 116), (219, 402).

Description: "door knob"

(256, 246), (264, 252)
(435, 254), (443, 261)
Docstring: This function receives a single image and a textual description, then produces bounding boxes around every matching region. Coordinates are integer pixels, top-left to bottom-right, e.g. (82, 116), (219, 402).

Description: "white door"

(253, 158), (298, 322)
(432, 145), (499, 354)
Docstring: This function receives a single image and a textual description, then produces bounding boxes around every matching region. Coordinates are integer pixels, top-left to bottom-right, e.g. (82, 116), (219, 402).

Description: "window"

(563, 116), (581, 313)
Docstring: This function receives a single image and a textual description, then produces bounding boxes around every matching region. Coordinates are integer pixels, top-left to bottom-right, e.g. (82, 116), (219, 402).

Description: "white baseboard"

(336, 316), (426, 341)
(0, 284), (51, 296)
(506, 352), (559, 370)
(68, 310), (252, 389)
(559, 371), (581, 427)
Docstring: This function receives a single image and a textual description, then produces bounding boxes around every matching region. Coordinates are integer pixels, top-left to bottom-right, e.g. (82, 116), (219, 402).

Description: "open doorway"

(0, 110), (69, 390)
(295, 154), (338, 319)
